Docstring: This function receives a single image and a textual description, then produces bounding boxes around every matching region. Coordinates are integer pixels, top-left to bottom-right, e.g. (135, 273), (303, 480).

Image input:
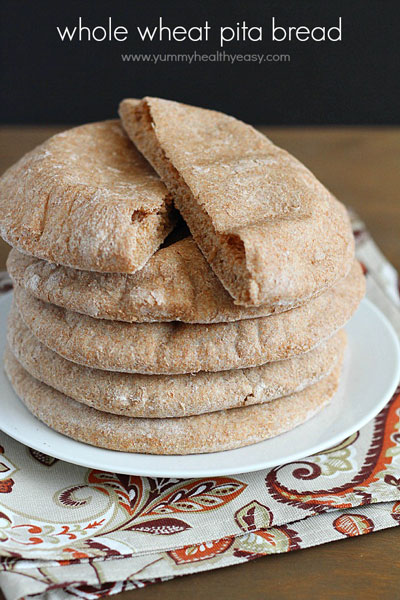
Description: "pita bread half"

(14, 261), (364, 374)
(0, 118), (176, 273)
(7, 305), (346, 418)
(119, 97), (354, 307)
(4, 348), (342, 454)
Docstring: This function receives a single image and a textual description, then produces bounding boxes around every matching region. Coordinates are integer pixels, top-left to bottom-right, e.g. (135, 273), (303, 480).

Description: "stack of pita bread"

(0, 98), (365, 455)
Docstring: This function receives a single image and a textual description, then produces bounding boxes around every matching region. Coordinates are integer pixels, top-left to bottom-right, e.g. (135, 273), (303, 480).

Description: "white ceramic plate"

(1, 293), (399, 477)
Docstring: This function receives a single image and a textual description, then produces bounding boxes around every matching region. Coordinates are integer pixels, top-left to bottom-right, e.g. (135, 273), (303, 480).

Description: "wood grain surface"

(0, 126), (399, 600)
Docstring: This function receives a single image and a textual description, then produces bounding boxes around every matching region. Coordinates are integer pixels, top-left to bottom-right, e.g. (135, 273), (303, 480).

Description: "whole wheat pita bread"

(7, 305), (346, 417)
(4, 349), (342, 454)
(8, 232), (339, 323)
(0, 118), (176, 273)
(14, 261), (364, 374)
(119, 97), (354, 307)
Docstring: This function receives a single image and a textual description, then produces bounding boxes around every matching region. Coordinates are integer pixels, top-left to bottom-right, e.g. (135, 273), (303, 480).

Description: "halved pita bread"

(119, 97), (354, 306)
(0, 118), (176, 273)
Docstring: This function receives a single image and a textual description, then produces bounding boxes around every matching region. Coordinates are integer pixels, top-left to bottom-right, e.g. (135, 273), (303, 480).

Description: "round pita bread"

(7, 229), (353, 323)
(14, 261), (364, 374)
(7, 305), (346, 417)
(0, 119), (176, 273)
(4, 349), (343, 454)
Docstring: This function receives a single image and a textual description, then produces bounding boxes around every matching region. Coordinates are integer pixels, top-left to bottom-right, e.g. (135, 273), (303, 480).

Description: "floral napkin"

(0, 212), (399, 600)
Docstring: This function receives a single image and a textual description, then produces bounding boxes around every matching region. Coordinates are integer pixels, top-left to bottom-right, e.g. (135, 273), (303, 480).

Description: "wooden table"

(0, 127), (399, 600)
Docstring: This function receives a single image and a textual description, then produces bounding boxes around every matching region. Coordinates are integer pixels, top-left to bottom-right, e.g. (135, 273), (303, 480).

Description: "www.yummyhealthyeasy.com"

(56, 17), (342, 47)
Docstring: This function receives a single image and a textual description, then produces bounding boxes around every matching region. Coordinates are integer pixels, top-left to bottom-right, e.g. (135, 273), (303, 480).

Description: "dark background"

(1, 0), (399, 125)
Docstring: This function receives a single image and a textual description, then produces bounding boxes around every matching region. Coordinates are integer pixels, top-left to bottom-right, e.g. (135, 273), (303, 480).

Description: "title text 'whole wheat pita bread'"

(14, 261), (364, 374)
(8, 230), (349, 323)
(7, 305), (346, 417)
(0, 118), (176, 273)
(4, 349), (343, 454)
(119, 97), (354, 307)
